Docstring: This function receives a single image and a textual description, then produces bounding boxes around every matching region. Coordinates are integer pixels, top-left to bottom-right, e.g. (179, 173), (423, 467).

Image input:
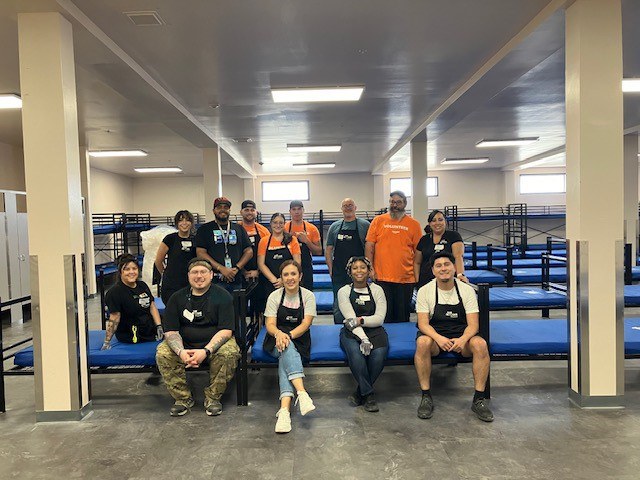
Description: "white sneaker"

(295, 391), (316, 416)
(275, 408), (291, 433)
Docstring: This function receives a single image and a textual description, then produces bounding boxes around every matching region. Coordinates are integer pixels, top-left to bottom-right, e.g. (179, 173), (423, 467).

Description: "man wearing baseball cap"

(195, 197), (253, 294)
(285, 200), (322, 290)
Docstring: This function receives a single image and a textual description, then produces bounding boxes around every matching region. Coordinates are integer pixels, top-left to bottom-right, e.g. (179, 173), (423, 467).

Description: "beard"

(389, 207), (405, 220)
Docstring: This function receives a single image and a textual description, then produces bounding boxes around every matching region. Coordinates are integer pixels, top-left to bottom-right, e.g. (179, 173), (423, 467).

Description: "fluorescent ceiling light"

(89, 150), (148, 157)
(441, 157), (489, 165)
(134, 167), (182, 173)
(622, 79), (640, 93)
(476, 137), (539, 148)
(287, 144), (342, 153)
(292, 163), (336, 169)
(0, 94), (22, 109)
(272, 86), (364, 103)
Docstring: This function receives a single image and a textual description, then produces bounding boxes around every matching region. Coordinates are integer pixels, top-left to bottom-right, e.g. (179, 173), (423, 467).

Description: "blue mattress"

(312, 256), (326, 265)
(464, 251), (508, 260)
(313, 273), (332, 289)
(489, 287), (566, 309)
(93, 223), (123, 235)
(96, 264), (118, 276)
(633, 267), (640, 281)
(314, 290), (334, 311)
(313, 263), (329, 273)
(469, 258), (566, 269)
(14, 330), (161, 368)
(464, 270), (505, 285)
(251, 322), (459, 363)
(125, 223), (151, 231)
(524, 250), (567, 259)
(511, 268), (566, 283)
(624, 285), (640, 306)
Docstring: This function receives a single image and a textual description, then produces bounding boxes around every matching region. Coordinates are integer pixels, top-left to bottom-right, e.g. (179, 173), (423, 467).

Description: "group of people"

(102, 191), (493, 434)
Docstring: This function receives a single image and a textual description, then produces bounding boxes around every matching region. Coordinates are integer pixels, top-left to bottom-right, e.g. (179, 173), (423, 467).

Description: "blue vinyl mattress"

(468, 258), (566, 269)
(511, 268), (566, 283)
(14, 330), (161, 368)
(313, 263), (329, 273)
(464, 270), (505, 285)
(489, 287), (566, 309)
(314, 290), (334, 311)
(93, 223), (123, 235)
(313, 273), (332, 289)
(523, 250), (567, 259)
(312, 256), (326, 265)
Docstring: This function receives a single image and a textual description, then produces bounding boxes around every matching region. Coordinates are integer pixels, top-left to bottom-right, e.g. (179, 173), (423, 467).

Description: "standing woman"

(102, 253), (163, 350)
(263, 260), (316, 433)
(155, 210), (197, 306)
(257, 213), (302, 297)
(338, 257), (388, 412)
(414, 210), (466, 289)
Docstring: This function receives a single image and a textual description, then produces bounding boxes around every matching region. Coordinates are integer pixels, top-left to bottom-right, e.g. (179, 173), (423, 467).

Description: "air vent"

(232, 137), (253, 143)
(124, 11), (165, 26)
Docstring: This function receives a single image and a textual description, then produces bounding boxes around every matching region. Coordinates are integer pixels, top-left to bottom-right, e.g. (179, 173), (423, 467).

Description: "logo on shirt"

(273, 254), (284, 260)
(181, 241), (193, 251)
(383, 224), (409, 231)
(445, 311), (459, 319)
(137, 292), (150, 308)
(355, 296), (368, 306)
(213, 230), (238, 245)
(337, 233), (354, 241)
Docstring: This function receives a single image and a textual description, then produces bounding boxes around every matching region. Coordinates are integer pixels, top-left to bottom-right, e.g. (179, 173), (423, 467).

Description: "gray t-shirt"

(264, 287), (317, 318)
(326, 218), (370, 249)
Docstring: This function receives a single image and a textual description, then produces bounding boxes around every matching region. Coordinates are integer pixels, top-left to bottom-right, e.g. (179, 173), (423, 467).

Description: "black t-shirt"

(417, 230), (463, 287)
(161, 232), (196, 288)
(195, 221), (252, 269)
(162, 285), (235, 348)
(105, 281), (156, 343)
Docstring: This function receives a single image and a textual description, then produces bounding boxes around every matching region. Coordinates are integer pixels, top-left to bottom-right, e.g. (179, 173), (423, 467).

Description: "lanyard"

(214, 221), (232, 255)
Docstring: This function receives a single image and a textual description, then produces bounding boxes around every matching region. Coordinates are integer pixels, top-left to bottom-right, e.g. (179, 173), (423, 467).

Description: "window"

(519, 174), (566, 194)
(390, 177), (438, 197)
(262, 181), (310, 201)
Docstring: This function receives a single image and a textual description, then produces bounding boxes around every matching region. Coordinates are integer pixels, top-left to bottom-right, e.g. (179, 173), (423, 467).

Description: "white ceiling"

(0, 0), (639, 178)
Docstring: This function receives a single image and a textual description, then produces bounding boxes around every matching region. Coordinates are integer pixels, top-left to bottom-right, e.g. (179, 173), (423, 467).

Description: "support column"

(79, 147), (96, 296)
(19, 12), (91, 420)
(624, 134), (639, 260)
(243, 178), (256, 202)
(372, 174), (386, 210)
(410, 139), (428, 226)
(565, 0), (624, 408)
(203, 147), (222, 217)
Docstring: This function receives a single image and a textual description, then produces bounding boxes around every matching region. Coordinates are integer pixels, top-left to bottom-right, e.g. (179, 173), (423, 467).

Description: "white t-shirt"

(264, 287), (317, 318)
(416, 279), (479, 316)
(337, 283), (387, 327)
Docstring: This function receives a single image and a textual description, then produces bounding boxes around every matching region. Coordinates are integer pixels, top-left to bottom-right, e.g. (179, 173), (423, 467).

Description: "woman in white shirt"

(338, 256), (388, 412)
(263, 260), (317, 433)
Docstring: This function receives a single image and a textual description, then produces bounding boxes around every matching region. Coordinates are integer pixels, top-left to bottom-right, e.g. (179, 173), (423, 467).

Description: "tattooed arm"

(165, 330), (185, 355)
(204, 329), (233, 354)
(104, 312), (120, 343)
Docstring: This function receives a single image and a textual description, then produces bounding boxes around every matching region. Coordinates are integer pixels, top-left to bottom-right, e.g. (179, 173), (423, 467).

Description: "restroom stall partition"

(0, 190), (30, 323)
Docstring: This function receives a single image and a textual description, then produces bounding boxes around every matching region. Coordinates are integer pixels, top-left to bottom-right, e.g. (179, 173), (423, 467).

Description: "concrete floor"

(2, 300), (640, 479)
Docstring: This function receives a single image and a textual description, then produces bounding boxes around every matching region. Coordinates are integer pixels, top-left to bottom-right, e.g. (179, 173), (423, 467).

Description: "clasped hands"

(275, 330), (291, 352)
(179, 349), (207, 367)
(218, 266), (239, 282)
(436, 336), (467, 353)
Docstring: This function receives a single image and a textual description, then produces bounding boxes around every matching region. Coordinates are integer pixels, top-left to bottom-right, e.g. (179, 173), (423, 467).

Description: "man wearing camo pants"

(156, 258), (240, 417)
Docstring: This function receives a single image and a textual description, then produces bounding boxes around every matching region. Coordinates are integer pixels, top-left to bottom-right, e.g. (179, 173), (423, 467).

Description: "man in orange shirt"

(285, 200), (323, 290)
(365, 191), (422, 322)
(239, 200), (270, 283)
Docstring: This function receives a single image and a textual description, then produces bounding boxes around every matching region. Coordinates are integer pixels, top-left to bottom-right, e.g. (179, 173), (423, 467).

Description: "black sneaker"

(417, 394), (434, 419)
(471, 398), (494, 422)
(205, 399), (223, 416)
(170, 398), (194, 417)
(348, 389), (363, 406)
(363, 393), (379, 413)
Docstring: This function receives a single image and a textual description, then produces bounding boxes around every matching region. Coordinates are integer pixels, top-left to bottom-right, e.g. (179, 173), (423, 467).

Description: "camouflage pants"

(156, 338), (240, 403)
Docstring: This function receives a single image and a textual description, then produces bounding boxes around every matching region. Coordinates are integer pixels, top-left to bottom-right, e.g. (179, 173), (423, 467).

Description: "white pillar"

(624, 134), (638, 261)
(565, 0), (624, 408)
(79, 146), (96, 296)
(203, 146), (222, 218)
(19, 12), (91, 420)
(410, 139), (428, 226)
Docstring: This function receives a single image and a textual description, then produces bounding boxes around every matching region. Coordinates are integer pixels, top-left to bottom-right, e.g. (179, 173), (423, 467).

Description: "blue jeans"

(339, 329), (388, 396)
(271, 342), (305, 399)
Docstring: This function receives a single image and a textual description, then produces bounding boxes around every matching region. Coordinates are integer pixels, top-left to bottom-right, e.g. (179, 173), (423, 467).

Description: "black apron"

(263, 289), (311, 361)
(244, 225), (263, 272)
(343, 284), (388, 349)
(260, 234), (294, 296)
(288, 221), (314, 291)
(332, 221), (364, 287)
(430, 281), (467, 337)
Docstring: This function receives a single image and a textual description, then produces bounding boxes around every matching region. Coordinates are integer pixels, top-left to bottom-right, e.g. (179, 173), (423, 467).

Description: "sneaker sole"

(417, 410), (433, 419)
(275, 426), (292, 434)
(471, 407), (494, 423)
(206, 410), (222, 416)
(170, 409), (190, 417)
(300, 405), (315, 416)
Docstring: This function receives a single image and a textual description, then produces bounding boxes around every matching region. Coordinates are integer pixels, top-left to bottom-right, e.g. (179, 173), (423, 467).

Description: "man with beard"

(365, 191), (422, 323)
(239, 199), (270, 313)
(284, 200), (323, 291)
(325, 198), (370, 324)
(195, 197), (253, 294)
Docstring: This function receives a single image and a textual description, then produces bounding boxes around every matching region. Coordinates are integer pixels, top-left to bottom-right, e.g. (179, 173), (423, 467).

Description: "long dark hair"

(424, 209), (446, 234)
(270, 212), (293, 246)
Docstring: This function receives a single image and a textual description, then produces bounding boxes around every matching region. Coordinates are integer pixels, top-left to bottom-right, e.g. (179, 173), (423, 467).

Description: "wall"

(505, 167), (567, 206)
(0, 142), (25, 192)
(90, 168), (134, 213)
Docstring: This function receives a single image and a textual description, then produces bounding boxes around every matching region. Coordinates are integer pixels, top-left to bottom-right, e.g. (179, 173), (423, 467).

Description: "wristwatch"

(203, 347), (212, 358)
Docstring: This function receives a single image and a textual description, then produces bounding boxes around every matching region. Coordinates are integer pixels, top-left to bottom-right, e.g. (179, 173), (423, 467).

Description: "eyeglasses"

(389, 200), (404, 205)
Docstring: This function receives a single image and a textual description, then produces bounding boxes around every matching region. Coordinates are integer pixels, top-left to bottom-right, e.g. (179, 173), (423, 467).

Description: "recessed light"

(0, 94), (22, 109)
(622, 79), (640, 93)
(271, 86), (364, 103)
(292, 163), (336, 169)
(441, 157), (489, 165)
(287, 144), (342, 153)
(134, 167), (182, 173)
(89, 150), (148, 157)
(232, 137), (252, 143)
(476, 138), (539, 148)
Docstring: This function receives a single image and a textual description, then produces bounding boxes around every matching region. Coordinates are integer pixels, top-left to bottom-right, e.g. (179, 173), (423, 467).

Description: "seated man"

(414, 251), (493, 422)
(156, 258), (240, 417)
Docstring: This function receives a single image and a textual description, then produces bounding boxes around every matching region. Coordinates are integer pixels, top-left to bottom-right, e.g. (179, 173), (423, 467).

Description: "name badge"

(183, 309), (195, 322)
(273, 254), (283, 260)
(224, 254), (233, 268)
(138, 293), (150, 308)
(360, 295), (371, 302)
(250, 236), (256, 244)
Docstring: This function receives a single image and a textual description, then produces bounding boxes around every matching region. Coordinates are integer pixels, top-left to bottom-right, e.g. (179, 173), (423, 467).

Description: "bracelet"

(176, 348), (183, 356)
(203, 347), (211, 358)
